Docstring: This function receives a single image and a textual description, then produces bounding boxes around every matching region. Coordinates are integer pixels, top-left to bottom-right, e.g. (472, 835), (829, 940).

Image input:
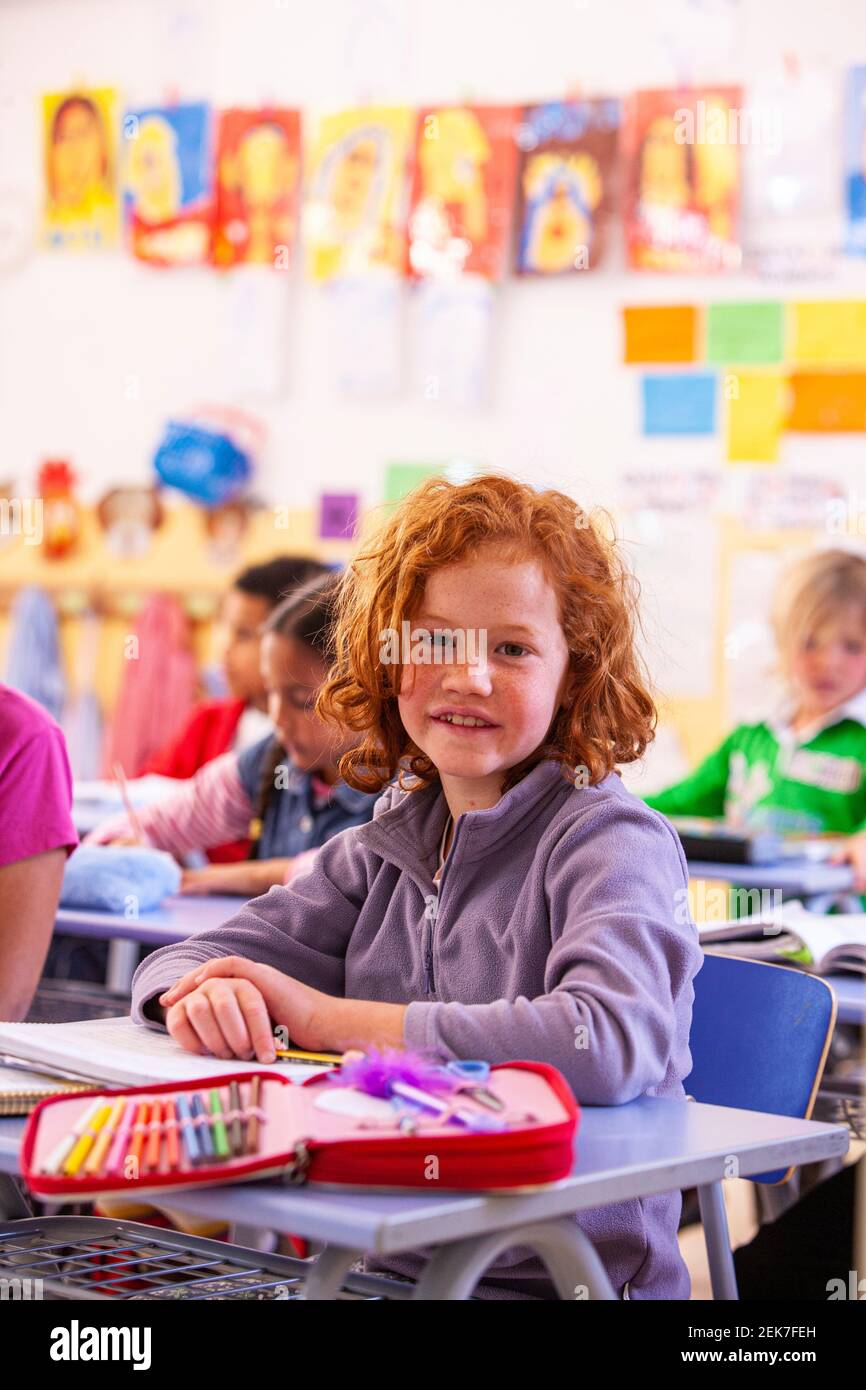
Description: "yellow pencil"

(273, 1048), (342, 1066)
(64, 1102), (113, 1177)
(84, 1098), (126, 1176)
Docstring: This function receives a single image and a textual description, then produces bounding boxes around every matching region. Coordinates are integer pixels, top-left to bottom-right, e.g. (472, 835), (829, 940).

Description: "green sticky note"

(384, 462), (444, 504)
(780, 945), (813, 966)
(706, 302), (784, 365)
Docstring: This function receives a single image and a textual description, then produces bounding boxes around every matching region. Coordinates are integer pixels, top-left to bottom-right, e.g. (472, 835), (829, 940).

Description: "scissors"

(445, 1060), (504, 1112)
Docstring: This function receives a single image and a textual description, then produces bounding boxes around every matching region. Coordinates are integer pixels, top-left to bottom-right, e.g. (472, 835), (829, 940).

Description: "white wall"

(1, 0), (865, 516)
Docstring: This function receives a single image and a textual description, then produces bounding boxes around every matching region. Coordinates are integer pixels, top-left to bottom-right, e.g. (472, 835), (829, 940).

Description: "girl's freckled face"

(396, 546), (571, 802)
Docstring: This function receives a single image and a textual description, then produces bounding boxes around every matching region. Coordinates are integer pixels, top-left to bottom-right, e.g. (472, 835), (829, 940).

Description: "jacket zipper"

(422, 816), (462, 996)
(422, 891), (438, 996)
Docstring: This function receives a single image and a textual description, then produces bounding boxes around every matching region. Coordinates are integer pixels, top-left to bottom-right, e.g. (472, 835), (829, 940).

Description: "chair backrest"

(687, 952), (837, 1183)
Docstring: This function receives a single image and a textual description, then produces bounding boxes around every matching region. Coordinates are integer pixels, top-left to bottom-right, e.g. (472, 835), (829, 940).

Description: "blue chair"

(685, 952), (837, 1297)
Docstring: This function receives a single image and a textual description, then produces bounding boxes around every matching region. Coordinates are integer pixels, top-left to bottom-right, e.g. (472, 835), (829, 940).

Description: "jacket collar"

(769, 684), (866, 748)
(355, 759), (578, 883)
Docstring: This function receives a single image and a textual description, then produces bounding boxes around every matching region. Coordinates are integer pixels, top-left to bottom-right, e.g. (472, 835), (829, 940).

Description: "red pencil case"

(21, 1062), (579, 1200)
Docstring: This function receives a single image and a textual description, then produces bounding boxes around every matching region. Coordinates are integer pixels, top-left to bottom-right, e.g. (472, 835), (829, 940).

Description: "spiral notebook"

(0, 1063), (90, 1116)
(0, 1016), (334, 1091)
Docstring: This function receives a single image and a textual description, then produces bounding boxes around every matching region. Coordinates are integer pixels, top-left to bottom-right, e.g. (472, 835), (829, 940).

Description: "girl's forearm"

(323, 997), (409, 1053)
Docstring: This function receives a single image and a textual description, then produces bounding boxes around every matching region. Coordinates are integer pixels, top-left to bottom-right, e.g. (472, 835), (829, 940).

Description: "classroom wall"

(2, 0), (866, 778)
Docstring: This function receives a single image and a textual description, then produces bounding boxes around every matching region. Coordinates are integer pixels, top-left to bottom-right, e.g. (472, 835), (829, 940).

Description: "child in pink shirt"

(0, 684), (77, 1018)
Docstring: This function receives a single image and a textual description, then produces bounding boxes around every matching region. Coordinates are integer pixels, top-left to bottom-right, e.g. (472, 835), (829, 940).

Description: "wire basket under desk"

(0, 1217), (409, 1301)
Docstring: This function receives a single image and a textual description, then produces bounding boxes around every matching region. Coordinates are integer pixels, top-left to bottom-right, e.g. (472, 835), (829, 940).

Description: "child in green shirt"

(645, 548), (866, 892)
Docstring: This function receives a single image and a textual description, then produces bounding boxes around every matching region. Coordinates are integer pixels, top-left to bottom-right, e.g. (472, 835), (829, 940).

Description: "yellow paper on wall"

(726, 371), (786, 463)
(792, 302), (866, 367)
(303, 107), (415, 282)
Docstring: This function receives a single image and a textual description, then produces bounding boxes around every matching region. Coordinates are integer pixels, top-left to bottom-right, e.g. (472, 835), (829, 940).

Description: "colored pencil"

(112, 761), (146, 844)
(229, 1080), (243, 1157)
(209, 1089), (229, 1160)
(192, 1092), (214, 1163)
(128, 1101), (151, 1172)
(164, 1099), (180, 1170)
(42, 1097), (104, 1176)
(64, 1102), (113, 1177)
(106, 1099), (135, 1176)
(85, 1098), (125, 1176)
(144, 1098), (163, 1173)
(175, 1093), (199, 1167)
(247, 1075), (261, 1154)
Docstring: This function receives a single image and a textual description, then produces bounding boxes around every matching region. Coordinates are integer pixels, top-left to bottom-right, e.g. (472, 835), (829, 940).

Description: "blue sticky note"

(642, 373), (717, 435)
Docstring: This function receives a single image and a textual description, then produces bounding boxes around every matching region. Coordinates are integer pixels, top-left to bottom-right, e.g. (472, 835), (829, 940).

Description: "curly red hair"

(317, 473), (656, 793)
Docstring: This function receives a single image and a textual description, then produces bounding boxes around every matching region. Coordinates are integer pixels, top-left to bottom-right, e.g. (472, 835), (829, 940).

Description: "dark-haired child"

(89, 574), (376, 896)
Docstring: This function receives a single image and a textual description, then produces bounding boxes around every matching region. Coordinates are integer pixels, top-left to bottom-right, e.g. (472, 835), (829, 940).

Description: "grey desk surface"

(825, 972), (866, 1025)
(687, 859), (856, 895)
(0, 1098), (847, 1257)
(54, 894), (241, 945)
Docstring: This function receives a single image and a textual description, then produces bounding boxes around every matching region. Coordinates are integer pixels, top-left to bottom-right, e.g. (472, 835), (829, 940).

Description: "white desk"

(0, 1097), (847, 1300)
(53, 895), (241, 993)
(687, 858), (857, 912)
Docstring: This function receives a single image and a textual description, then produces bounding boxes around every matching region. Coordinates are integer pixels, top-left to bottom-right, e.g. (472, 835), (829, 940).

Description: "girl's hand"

(830, 833), (866, 893)
(159, 956), (331, 1058)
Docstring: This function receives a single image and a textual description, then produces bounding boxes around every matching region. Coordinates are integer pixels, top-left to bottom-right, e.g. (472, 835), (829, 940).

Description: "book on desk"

(671, 817), (845, 867)
(700, 899), (866, 975)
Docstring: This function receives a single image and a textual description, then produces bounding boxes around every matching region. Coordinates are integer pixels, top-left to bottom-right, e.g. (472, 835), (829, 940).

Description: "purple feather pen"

(328, 1048), (459, 1098)
(328, 1049), (505, 1133)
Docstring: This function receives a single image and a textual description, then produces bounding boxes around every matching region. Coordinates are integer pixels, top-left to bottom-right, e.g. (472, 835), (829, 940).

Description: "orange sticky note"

(788, 373), (866, 431)
(623, 305), (697, 364)
(726, 371), (787, 463)
(791, 302), (866, 367)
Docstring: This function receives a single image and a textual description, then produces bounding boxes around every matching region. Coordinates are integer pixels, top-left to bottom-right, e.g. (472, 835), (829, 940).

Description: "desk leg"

(698, 1181), (739, 1300)
(0, 1174), (33, 1221)
(302, 1245), (366, 1299)
(106, 938), (139, 994)
(412, 1217), (617, 1301)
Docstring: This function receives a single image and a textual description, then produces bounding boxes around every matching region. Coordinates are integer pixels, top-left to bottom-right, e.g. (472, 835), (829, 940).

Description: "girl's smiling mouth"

(430, 707), (499, 730)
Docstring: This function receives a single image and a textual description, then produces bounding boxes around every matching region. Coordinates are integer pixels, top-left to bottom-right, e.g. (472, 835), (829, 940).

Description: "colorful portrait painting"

(516, 99), (620, 274)
(213, 108), (301, 268)
(303, 106), (414, 281)
(42, 88), (119, 250)
(623, 87), (742, 272)
(122, 102), (213, 267)
(407, 105), (521, 280)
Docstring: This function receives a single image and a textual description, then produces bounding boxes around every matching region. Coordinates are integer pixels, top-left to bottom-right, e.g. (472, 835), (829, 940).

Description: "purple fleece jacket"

(131, 759), (701, 1299)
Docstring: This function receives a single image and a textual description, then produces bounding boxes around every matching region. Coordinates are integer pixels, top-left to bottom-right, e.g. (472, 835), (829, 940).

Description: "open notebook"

(700, 900), (866, 975)
(0, 1065), (91, 1117)
(0, 1016), (333, 1092)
